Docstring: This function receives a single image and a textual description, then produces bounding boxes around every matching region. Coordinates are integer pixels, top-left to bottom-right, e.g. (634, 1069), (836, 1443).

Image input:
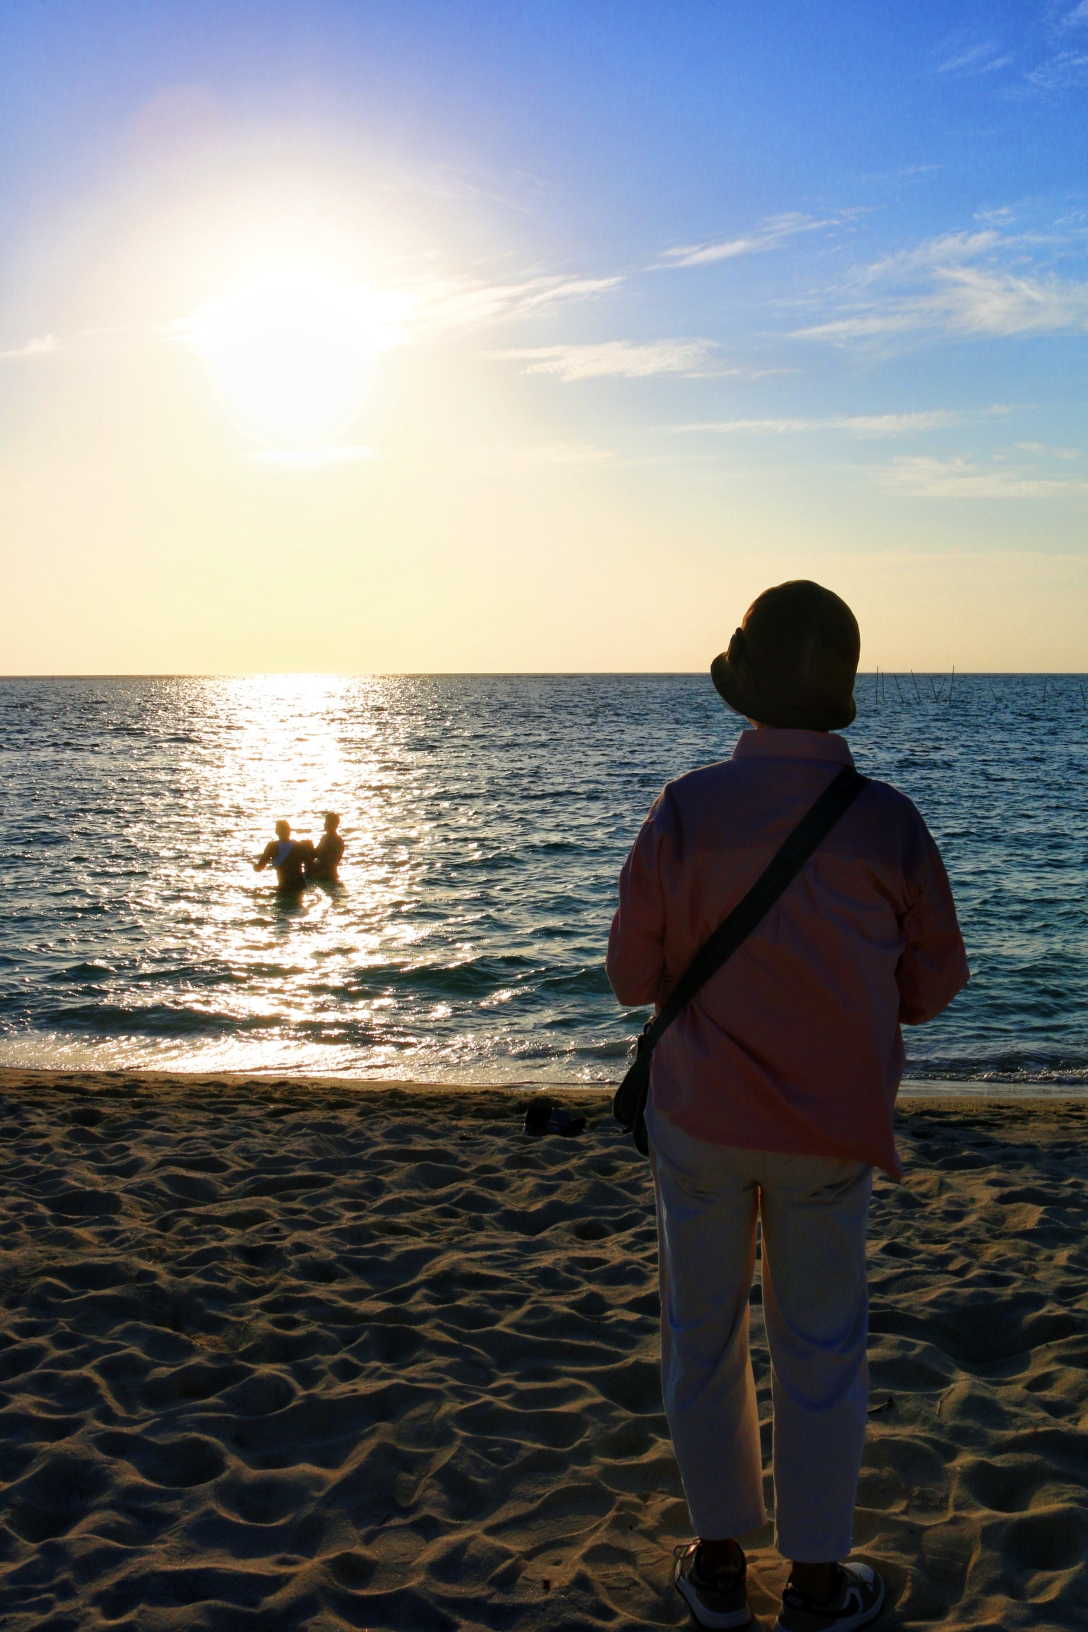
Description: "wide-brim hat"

(711, 579), (860, 730)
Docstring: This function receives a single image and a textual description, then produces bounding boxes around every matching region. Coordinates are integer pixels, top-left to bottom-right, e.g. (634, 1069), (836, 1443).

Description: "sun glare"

(191, 271), (395, 438)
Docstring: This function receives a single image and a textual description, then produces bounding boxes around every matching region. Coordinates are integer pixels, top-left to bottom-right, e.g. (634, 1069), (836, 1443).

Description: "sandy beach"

(1, 1072), (1086, 1630)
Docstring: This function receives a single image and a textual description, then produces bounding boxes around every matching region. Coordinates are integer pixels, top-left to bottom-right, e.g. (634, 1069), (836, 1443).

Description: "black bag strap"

(643, 764), (868, 1051)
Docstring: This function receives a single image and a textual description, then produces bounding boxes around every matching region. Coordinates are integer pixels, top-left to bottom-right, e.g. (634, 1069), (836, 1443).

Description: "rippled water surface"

(1, 674), (1086, 1084)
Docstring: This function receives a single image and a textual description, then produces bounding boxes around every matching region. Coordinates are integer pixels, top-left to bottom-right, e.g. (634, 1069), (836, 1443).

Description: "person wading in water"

(306, 813), (344, 882)
(253, 821), (313, 890)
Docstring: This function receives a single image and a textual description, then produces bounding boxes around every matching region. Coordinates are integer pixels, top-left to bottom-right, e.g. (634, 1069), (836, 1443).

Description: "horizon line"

(2, 669), (1088, 682)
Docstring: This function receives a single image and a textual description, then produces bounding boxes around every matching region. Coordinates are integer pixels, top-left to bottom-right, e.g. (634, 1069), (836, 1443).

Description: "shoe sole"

(676, 1569), (753, 1629)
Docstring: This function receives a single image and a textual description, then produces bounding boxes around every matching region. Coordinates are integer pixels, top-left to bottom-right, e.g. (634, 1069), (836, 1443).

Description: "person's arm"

(253, 842), (276, 873)
(606, 792), (669, 1008)
(896, 834), (970, 1024)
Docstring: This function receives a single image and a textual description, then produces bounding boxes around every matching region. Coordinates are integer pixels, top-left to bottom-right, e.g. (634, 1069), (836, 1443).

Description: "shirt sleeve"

(606, 792), (669, 1008)
(896, 832), (970, 1025)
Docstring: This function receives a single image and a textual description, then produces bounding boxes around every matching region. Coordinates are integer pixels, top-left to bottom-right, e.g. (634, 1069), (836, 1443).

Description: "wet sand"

(1, 1070), (1086, 1630)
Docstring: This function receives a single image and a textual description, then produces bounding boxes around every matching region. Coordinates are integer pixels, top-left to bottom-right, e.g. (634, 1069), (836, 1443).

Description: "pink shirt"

(606, 729), (969, 1178)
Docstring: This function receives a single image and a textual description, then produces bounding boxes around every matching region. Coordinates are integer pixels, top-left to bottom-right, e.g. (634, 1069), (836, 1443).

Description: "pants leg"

(757, 1151), (873, 1562)
(648, 1106), (766, 1540)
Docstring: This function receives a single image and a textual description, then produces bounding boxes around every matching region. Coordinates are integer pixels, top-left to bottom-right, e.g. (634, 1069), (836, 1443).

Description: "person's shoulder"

(661, 758), (734, 801)
(858, 776), (927, 827)
(653, 759), (735, 823)
(854, 776), (938, 867)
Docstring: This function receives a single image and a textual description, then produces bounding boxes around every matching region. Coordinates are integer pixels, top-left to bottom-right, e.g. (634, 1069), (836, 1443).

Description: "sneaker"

(775, 1561), (885, 1632)
(674, 1541), (752, 1629)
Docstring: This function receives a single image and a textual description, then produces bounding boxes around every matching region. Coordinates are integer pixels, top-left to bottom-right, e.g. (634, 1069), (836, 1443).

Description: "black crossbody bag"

(613, 765), (868, 1155)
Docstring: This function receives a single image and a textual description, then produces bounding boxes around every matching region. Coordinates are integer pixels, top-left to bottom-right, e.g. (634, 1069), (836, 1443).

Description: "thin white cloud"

(178, 270), (621, 360)
(657, 213), (834, 270)
(793, 228), (1088, 342)
(669, 409), (1002, 437)
(0, 334), (58, 359)
(469, 440), (615, 468)
(880, 456), (1088, 498)
(498, 339), (715, 381)
(1065, 2), (1088, 25)
(402, 273), (621, 336)
(804, 268), (1088, 340)
(974, 206), (1016, 226)
(1016, 441), (1083, 460)
(936, 40), (1014, 76)
(861, 231), (1001, 276)
(856, 163), (945, 183)
(1026, 50), (1088, 89)
(247, 445), (378, 467)
(510, 441), (613, 465)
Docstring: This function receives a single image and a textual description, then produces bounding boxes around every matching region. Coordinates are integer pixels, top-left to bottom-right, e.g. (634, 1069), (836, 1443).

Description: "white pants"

(647, 1102), (872, 1562)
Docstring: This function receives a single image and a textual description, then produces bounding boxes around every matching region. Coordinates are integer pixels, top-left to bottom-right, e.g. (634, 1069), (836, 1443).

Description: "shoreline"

(2, 1072), (1087, 1628)
(3, 1066), (1086, 1102)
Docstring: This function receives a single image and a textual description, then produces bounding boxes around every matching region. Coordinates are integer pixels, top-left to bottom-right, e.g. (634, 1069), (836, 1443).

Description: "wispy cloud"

(0, 334), (58, 359)
(880, 455), (1088, 498)
(402, 272), (621, 336)
(247, 445), (378, 467)
(657, 213), (835, 270)
(180, 270), (621, 361)
(468, 440), (615, 469)
(1014, 4), (1088, 91)
(936, 40), (1014, 76)
(794, 228), (1088, 342)
(865, 231), (1002, 275)
(497, 339), (715, 381)
(1025, 50), (1088, 89)
(1016, 441), (1083, 459)
(974, 206), (1016, 226)
(507, 441), (613, 465)
(855, 163), (944, 184)
(669, 409), (990, 438)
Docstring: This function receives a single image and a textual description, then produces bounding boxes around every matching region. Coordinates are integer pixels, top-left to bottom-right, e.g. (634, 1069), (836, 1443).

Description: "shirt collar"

(731, 728), (855, 767)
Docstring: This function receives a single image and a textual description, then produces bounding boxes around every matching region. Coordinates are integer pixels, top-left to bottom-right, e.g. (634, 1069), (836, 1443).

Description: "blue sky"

(1, 2), (1086, 672)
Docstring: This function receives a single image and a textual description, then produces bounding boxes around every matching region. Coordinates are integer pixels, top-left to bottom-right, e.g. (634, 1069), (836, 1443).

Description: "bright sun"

(192, 270), (393, 439)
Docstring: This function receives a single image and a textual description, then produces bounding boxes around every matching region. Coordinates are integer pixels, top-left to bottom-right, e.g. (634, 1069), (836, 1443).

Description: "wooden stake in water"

(949, 666), (955, 706)
(1043, 675), (1048, 707)
(911, 670), (922, 703)
(893, 673), (904, 704)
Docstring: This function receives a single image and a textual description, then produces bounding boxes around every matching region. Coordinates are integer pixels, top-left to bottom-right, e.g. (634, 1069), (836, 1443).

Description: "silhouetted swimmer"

(306, 812), (344, 882)
(253, 820), (314, 890)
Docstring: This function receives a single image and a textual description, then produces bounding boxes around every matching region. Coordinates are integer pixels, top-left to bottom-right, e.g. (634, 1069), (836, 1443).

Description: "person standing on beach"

(253, 820), (313, 889)
(606, 580), (968, 1632)
(306, 813), (345, 881)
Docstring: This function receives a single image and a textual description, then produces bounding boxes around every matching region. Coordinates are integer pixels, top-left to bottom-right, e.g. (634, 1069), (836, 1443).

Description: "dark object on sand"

(524, 1101), (586, 1138)
(614, 765), (868, 1155)
(867, 1396), (895, 1415)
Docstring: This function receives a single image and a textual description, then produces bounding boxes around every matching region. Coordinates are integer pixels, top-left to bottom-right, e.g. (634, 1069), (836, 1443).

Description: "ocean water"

(1, 673), (1086, 1086)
